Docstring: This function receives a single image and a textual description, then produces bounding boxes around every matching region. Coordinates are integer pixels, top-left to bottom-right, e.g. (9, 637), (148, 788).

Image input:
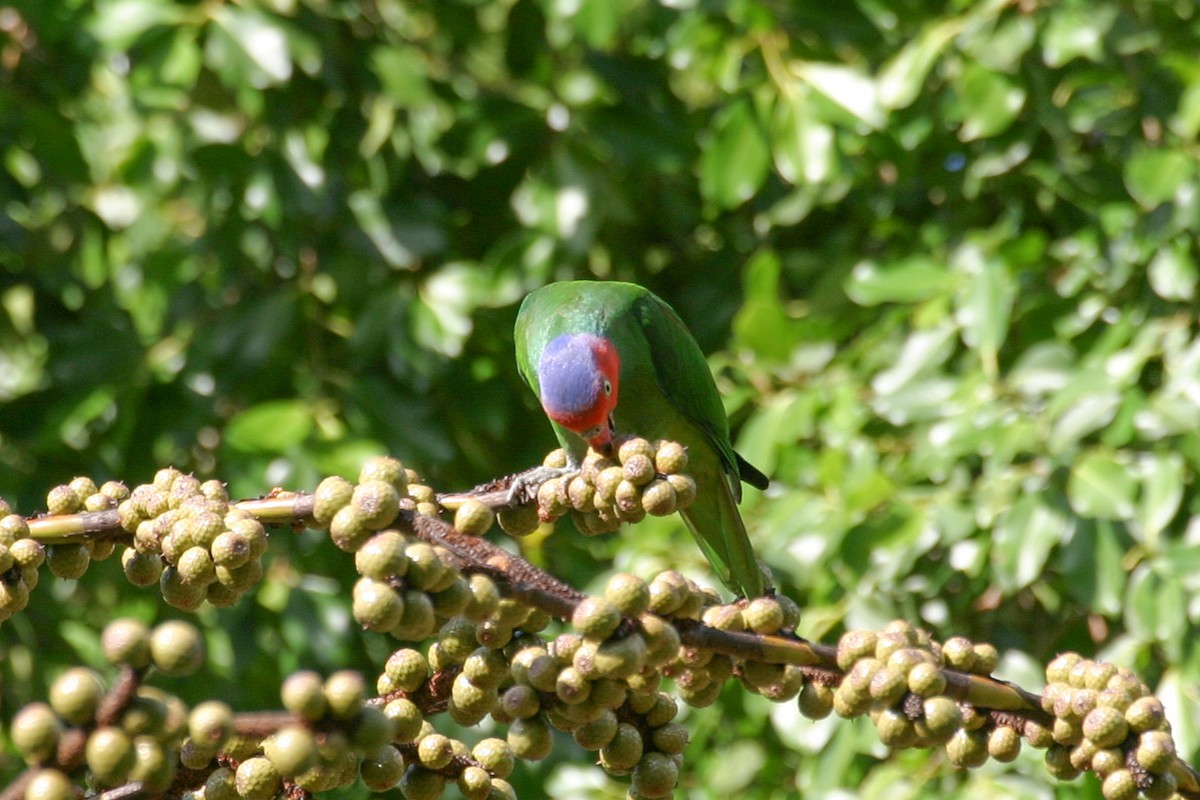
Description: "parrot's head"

(537, 332), (621, 455)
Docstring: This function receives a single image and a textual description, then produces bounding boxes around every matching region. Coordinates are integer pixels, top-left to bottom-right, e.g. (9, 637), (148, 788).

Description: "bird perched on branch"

(514, 280), (769, 597)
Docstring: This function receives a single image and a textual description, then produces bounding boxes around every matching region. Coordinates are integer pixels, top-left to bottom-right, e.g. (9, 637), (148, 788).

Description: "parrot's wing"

(632, 292), (766, 495)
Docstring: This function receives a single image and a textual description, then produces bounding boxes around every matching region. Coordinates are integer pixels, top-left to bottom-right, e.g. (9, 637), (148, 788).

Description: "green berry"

(46, 543), (90, 580)
(500, 684), (541, 719)
(462, 647), (508, 688)
(798, 681), (834, 720)
(431, 577), (472, 617)
(282, 671), (327, 721)
(24, 769), (74, 800)
(350, 706), (395, 752)
(1092, 746), (1124, 776)
(360, 744), (405, 791)
(149, 620), (205, 676)
(324, 670), (366, 718)
(457, 765), (492, 800)
(416, 733), (453, 769)
(355, 531), (409, 580)
(210, 531), (250, 569)
(122, 547), (163, 587)
(573, 709), (619, 750)
(384, 648), (430, 693)
(262, 726), (319, 778)
(1086, 660), (1120, 691)
(46, 484), (81, 515)
(187, 701), (233, 749)
(639, 480), (676, 516)
(329, 504), (372, 552)
(455, 499), (495, 535)
(605, 573), (650, 617)
(646, 572), (688, 616)
(0, 514), (30, 545)
(10, 535), (41, 566)
(1125, 696), (1166, 732)
(907, 662), (947, 697)
(85, 727), (135, 786)
(875, 707), (918, 748)
(392, 589), (436, 640)
(941, 637), (976, 672)
(868, 666), (908, 705)
(403, 543), (448, 591)
(1143, 770), (1178, 800)
(351, 480), (401, 528)
(922, 696), (964, 740)
(987, 725), (1022, 762)
(742, 596), (785, 634)
(598, 722), (643, 774)
(1044, 743), (1080, 780)
(945, 728), (988, 768)
(359, 456), (408, 493)
(472, 737), (515, 779)
(384, 697), (423, 743)
(508, 715), (553, 760)
(654, 440), (688, 474)
(353, 577), (405, 632)
(1101, 769), (1137, 800)
(11, 703), (61, 764)
(665, 474), (697, 509)
(177, 546), (216, 585)
(622, 454), (656, 487)
(1022, 720), (1053, 748)
(49, 667), (103, 725)
(399, 765), (446, 800)
(1135, 730), (1176, 772)
(1083, 706), (1129, 749)
(130, 735), (174, 791)
(497, 504), (540, 537)
(572, 597), (623, 641)
(631, 751), (679, 799)
(836, 630), (878, 671)
(235, 756), (282, 800)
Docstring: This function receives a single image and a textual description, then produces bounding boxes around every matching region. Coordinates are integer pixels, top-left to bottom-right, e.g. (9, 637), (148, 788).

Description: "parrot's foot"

(506, 465), (578, 506)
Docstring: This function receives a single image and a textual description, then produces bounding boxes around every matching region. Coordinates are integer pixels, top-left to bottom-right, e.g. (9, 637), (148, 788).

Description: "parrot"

(514, 280), (769, 597)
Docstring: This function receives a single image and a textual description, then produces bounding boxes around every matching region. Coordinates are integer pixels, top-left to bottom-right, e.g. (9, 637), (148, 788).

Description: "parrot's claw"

(506, 464), (578, 506)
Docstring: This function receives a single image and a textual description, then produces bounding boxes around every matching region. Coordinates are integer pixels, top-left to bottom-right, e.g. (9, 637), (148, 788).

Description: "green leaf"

(771, 92), (836, 186)
(953, 245), (1013, 379)
(211, 6), (293, 86)
(1147, 241), (1197, 301)
(225, 400), (314, 453)
(797, 63), (884, 129)
(845, 257), (952, 306)
(991, 493), (1071, 592)
(1124, 146), (1194, 210)
(877, 18), (959, 110)
(955, 63), (1026, 141)
(733, 250), (798, 360)
(1041, 5), (1116, 67)
(1067, 450), (1136, 520)
(699, 99), (770, 209)
(1136, 453), (1184, 548)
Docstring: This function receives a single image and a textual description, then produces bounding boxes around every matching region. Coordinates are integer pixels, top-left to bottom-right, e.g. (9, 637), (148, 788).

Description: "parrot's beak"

(589, 417), (616, 457)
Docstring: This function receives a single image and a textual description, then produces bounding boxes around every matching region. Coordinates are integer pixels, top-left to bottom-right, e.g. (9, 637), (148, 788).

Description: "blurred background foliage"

(2, 0), (1200, 797)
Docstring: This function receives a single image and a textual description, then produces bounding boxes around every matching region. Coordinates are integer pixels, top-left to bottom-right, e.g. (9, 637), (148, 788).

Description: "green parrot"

(514, 280), (769, 597)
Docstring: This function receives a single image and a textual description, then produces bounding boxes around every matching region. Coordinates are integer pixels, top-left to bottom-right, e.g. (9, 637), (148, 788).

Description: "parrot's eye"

(602, 379), (613, 396)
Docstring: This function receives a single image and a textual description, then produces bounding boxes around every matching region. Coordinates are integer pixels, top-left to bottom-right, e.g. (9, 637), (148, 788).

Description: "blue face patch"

(538, 334), (605, 419)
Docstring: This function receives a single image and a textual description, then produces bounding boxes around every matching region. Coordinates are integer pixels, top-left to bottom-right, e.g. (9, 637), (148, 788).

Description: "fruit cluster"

(112, 469), (267, 610)
(374, 646), (519, 799)
(818, 624), (1012, 762)
(9, 619), (204, 799)
(1040, 652), (1181, 800)
(527, 438), (699, 537)
(0, 503), (45, 623)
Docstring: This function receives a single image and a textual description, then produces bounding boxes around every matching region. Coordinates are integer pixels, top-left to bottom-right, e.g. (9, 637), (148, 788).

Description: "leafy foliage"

(2, 0), (1200, 797)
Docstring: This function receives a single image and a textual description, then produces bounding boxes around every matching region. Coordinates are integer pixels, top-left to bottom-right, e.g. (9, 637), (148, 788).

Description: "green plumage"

(515, 280), (767, 597)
